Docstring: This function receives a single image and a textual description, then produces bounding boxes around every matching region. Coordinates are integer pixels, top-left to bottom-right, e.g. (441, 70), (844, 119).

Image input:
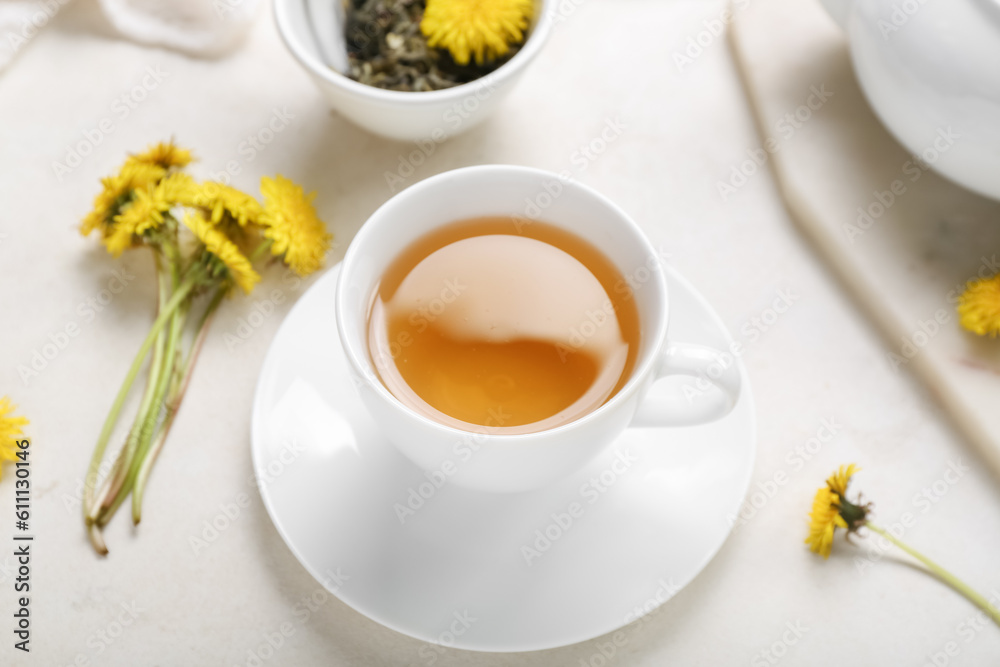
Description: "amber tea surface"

(367, 218), (640, 434)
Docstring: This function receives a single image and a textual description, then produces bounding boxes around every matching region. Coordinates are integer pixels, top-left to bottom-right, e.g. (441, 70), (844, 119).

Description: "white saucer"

(251, 263), (756, 653)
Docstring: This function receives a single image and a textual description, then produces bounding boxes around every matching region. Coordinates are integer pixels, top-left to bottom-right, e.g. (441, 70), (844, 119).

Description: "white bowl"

(274, 0), (554, 142)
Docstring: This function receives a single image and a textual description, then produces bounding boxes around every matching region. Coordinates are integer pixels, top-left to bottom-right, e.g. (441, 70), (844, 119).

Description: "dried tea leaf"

(343, 0), (526, 92)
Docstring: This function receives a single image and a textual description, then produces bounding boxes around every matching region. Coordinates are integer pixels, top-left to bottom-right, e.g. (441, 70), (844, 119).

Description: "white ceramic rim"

(273, 0), (556, 106)
(335, 164), (671, 444)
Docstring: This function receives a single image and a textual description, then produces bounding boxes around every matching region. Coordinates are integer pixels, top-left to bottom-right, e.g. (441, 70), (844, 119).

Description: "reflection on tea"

(368, 218), (639, 434)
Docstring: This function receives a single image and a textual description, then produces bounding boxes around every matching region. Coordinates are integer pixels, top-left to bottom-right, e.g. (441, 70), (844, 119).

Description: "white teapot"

(819, 0), (1000, 201)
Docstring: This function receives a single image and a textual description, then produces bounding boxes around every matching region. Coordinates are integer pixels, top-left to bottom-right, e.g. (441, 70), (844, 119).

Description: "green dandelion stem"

(83, 263), (205, 531)
(131, 285), (225, 523)
(866, 523), (1000, 628)
(125, 240), (189, 524)
(85, 250), (170, 524)
(249, 237), (274, 263)
(128, 297), (188, 523)
(86, 252), (171, 524)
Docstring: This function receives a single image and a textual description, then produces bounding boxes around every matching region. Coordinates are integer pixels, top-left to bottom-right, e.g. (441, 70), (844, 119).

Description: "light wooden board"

(729, 0), (1000, 477)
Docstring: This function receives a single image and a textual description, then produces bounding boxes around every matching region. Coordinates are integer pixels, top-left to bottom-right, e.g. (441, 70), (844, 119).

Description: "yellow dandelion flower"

(178, 181), (264, 227)
(183, 212), (260, 294)
(81, 161), (165, 237)
(826, 463), (859, 497)
(259, 175), (333, 277)
(958, 274), (1000, 337)
(421, 0), (533, 66)
(805, 463), (869, 558)
(805, 486), (847, 559)
(0, 397), (28, 479)
(104, 173), (198, 256)
(128, 140), (194, 170)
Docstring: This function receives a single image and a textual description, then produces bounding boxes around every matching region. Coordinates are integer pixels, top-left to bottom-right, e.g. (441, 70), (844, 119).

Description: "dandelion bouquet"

(80, 141), (332, 554)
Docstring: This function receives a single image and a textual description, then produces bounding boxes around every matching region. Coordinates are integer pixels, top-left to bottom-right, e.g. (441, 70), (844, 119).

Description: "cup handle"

(629, 341), (742, 428)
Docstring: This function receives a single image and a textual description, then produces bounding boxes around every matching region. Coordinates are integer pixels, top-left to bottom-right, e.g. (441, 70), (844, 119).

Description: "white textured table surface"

(1, 1), (999, 665)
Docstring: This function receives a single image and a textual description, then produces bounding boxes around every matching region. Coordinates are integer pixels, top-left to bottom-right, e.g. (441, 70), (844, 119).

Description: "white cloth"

(0, 0), (260, 71)
(97, 0), (262, 56)
(0, 1), (73, 70)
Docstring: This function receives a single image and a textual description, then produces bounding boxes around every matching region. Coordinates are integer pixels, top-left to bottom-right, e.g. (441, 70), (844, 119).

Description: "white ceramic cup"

(336, 165), (743, 493)
(274, 0), (555, 142)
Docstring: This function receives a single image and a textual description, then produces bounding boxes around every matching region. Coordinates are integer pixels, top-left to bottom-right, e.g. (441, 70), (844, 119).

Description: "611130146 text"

(12, 438), (31, 653)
